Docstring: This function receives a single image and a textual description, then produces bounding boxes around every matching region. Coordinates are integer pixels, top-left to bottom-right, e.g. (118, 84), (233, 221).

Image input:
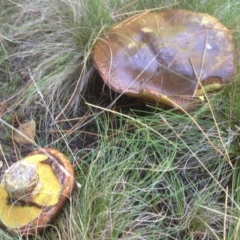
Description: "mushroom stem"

(1, 160), (41, 202)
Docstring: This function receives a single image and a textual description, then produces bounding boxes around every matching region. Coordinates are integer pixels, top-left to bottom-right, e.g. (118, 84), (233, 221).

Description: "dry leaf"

(13, 119), (36, 145)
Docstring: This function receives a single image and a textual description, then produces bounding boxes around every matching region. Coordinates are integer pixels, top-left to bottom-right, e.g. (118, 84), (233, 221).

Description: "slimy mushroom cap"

(93, 9), (236, 109)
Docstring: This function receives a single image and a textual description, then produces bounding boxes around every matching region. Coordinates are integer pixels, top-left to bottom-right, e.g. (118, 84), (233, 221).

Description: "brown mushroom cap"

(0, 148), (75, 236)
(93, 9), (236, 109)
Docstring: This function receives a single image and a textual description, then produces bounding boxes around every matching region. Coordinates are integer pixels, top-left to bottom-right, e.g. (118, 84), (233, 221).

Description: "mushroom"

(93, 9), (236, 110)
(0, 148), (75, 236)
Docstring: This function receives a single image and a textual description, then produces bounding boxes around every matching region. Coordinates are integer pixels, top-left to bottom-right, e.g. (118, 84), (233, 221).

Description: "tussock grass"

(29, 101), (239, 239)
(1, 0), (240, 239)
(0, 0), (176, 116)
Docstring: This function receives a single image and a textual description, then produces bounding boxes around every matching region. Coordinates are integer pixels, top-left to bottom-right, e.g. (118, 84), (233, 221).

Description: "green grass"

(1, 0), (240, 239)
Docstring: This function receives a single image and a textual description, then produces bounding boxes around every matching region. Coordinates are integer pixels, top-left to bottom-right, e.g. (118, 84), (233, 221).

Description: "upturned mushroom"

(93, 9), (236, 110)
(0, 148), (75, 236)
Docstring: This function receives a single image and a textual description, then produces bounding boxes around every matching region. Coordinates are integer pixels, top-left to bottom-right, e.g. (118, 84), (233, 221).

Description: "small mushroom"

(0, 148), (75, 236)
(93, 9), (236, 110)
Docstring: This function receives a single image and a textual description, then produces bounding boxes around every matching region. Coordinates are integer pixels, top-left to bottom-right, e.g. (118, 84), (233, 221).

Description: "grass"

(1, 0), (240, 239)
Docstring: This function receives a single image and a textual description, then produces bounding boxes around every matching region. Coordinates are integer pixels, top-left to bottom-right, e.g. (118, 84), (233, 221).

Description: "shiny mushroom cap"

(93, 9), (236, 110)
(0, 148), (75, 236)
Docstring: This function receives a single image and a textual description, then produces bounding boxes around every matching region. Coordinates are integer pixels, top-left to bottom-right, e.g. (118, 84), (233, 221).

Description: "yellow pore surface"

(196, 83), (222, 96)
(0, 154), (62, 228)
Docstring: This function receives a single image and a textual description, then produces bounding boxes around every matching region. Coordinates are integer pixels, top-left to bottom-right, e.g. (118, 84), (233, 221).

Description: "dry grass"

(0, 0), (240, 239)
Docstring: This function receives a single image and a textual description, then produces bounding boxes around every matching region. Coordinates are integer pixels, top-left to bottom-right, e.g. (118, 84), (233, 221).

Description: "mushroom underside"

(0, 148), (75, 235)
